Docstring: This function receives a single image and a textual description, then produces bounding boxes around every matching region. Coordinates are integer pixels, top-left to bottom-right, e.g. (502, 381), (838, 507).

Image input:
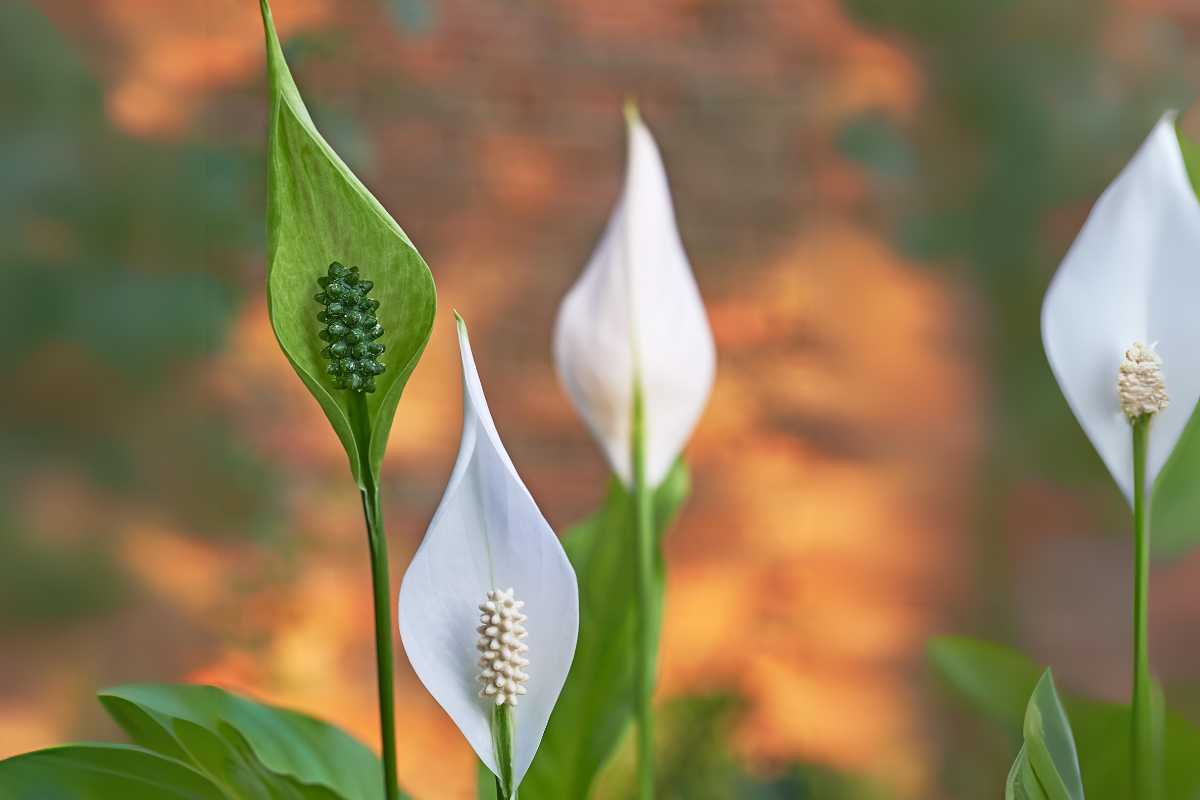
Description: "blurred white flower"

(399, 315), (579, 787)
(554, 106), (716, 488)
(1042, 112), (1200, 503)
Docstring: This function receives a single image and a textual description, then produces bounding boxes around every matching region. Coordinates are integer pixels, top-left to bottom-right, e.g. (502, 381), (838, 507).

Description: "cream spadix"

(398, 316), (579, 787)
(554, 107), (715, 488)
(1118, 342), (1169, 421)
(1042, 112), (1200, 504)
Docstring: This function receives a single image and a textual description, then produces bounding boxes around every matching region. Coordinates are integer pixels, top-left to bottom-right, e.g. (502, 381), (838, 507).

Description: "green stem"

(349, 394), (400, 800)
(631, 383), (656, 799)
(491, 703), (516, 799)
(1131, 416), (1156, 797)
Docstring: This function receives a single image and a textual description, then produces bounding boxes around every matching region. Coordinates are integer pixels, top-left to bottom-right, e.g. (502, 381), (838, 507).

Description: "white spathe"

(554, 108), (716, 488)
(1042, 112), (1200, 504)
(398, 316), (579, 787)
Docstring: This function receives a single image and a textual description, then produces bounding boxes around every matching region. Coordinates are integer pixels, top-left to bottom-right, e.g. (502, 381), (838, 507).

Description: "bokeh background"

(4, 0), (1200, 797)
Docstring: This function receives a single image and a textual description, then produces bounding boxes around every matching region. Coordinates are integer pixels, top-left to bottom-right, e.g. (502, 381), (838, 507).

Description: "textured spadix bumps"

(1042, 112), (1200, 504)
(398, 317), (578, 787)
(1118, 343), (1169, 421)
(477, 588), (531, 707)
(315, 262), (386, 393)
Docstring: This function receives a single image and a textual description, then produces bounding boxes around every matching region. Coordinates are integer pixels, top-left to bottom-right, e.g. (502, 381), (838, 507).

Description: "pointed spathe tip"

(623, 96), (640, 127)
(452, 308), (467, 330)
(259, 0), (289, 93)
(260, 0), (277, 43)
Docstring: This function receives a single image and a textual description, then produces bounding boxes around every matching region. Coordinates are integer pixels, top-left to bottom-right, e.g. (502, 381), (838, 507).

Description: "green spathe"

(261, 0), (435, 487)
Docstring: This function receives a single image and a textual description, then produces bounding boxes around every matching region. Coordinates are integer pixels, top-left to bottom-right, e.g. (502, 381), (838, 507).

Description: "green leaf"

(930, 637), (1200, 800)
(1154, 124), (1200, 558)
(519, 462), (690, 799)
(929, 636), (1040, 731)
(260, 0), (436, 487)
(1007, 744), (1052, 800)
(1019, 671), (1084, 800)
(1176, 124), (1200, 198)
(1152, 408), (1200, 559)
(476, 761), (498, 800)
(99, 683), (390, 800)
(0, 744), (226, 799)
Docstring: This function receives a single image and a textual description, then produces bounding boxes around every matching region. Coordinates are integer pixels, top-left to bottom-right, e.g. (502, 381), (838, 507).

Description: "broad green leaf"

(519, 462), (690, 799)
(100, 683), (390, 800)
(929, 636), (1040, 730)
(0, 744), (226, 799)
(1154, 125), (1200, 558)
(930, 637), (1200, 800)
(260, 0), (436, 487)
(168, 717), (342, 799)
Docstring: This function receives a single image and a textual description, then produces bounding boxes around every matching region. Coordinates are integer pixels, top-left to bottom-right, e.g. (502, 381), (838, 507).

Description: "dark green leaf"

(260, 0), (436, 487)
(519, 462), (690, 799)
(0, 744), (226, 799)
(930, 637), (1200, 800)
(99, 683), (388, 800)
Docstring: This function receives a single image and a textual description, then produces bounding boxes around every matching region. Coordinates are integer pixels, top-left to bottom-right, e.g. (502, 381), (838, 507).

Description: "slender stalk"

(349, 393), (400, 800)
(491, 704), (516, 799)
(1131, 416), (1155, 797)
(631, 383), (656, 799)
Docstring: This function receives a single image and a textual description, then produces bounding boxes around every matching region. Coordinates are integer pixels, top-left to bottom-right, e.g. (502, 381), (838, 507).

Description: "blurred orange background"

(5, 0), (1200, 797)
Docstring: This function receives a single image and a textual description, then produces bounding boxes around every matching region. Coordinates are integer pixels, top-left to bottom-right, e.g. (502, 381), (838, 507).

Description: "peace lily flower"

(553, 105), (716, 488)
(399, 315), (579, 794)
(1042, 110), (1200, 798)
(1042, 112), (1200, 504)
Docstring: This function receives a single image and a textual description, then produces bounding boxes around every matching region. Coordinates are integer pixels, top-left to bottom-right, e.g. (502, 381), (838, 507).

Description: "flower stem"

(1131, 415), (1156, 797)
(490, 703), (516, 799)
(349, 393), (400, 800)
(631, 382), (656, 799)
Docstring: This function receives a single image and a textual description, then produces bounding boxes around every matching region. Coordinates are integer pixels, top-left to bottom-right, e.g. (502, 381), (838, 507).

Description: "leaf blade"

(518, 461), (690, 799)
(0, 744), (227, 800)
(100, 683), (388, 800)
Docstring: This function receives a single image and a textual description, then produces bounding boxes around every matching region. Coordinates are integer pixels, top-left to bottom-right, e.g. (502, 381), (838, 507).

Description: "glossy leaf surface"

(100, 683), (388, 800)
